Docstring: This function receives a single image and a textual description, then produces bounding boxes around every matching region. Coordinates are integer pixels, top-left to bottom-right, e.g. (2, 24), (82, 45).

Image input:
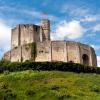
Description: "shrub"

(25, 89), (35, 96)
(91, 85), (100, 93)
(4, 70), (10, 75)
(2, 83), (8, 89)
(51, 85), (59, 91)
(4, 90), (17, 100)
(0, 60), (100, 74)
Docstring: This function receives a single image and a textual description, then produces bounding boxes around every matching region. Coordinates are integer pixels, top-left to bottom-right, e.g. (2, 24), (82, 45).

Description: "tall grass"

(0, 70), (100, 100)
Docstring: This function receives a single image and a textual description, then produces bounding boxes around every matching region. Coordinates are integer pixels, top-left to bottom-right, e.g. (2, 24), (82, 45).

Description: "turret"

(40, 19), (50, 41)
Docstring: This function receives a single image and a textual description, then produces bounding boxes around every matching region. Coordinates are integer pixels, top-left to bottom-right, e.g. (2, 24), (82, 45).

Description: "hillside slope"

(0, 70), (100, 100)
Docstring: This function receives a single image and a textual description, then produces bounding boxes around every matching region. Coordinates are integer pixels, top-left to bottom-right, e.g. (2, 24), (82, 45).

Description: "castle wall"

(90, 47), (97, 66)
(22, 44), (32, 62)
(20, 24), (40, 46)
(35, 41), (51, 62)
(51, 41), (67, 62)
(11, 24), (40, 49)
(79, 44), (92, 66)
(20, 25), (33, 46)
(4, 19), (97, 66)
(11, 26), (20, 49)
(33, 25), (40, 42)
(67, 42), (80, 63)
(11, 47), (21, 62)
(3, 41), (97, 67)
(3, 51), (11, 61)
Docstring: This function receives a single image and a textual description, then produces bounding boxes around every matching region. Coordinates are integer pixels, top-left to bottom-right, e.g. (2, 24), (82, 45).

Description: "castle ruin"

(3, 19), (97, 66)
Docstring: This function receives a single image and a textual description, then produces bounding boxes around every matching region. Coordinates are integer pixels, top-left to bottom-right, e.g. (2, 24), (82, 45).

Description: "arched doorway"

(82, 54), (89, 66)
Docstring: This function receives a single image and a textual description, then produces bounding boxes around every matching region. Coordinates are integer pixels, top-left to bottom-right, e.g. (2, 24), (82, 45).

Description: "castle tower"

(11, 25), (20, 49)
(11, 24), (41, 49)
(40, 19), (50, 41)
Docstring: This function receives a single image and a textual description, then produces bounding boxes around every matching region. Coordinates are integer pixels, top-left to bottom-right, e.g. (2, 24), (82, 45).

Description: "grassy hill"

(0, 70), (100, 100)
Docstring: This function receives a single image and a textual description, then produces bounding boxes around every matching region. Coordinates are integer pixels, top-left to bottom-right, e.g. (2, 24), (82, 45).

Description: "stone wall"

(3, 41), (97, 67)
(22, 44), (32, 62)
(11, 25), (20, 49)
(4, 19), (97, 66)
(11, 46), (22, 62)
(41, 19), (50, 41)
(3, 51), (11, 61)
(67, 42), (80, 63)
(35, 41), (51, 62)
(90, 47), (97, 66)
(79, 43), (92, 66)
(10, 44), (33, 62)
(33, 25), (40, 42)
(20, 24), (40, 46)
(11, 24), (41, 49)
(20, 24), (33, 46)
(11, 19), (51, 50)
(51, 41), (67, 62)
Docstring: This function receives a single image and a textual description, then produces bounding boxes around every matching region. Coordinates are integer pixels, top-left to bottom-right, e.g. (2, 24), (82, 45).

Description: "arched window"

(82, 54), (89, 66)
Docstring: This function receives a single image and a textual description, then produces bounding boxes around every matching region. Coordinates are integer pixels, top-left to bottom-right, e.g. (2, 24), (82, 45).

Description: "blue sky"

(0, 0), (100, 66)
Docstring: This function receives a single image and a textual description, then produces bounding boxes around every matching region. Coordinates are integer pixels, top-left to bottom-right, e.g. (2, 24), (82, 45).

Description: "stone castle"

(3, 19), (97, 66)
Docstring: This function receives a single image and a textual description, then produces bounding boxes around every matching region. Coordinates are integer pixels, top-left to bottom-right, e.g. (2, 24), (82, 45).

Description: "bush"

(4, 90), (17, 100)
(4, 70), (10, 75)
(0, 60), (100, 74)
(25, 89), (35, 96)
(91, 85), (100, 93)
(51, 85), (59, 91)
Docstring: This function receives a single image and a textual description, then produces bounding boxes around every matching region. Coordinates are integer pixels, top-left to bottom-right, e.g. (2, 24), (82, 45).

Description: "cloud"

(51, 20), (85, 40)
(81, 15), (97, 22)
(91, 45), (100, 67)
(97, 56), (100, 67)
(0, 19), (11, 58)
(61, 4), (89, 17)
(91, 45), (100, 50)
(61, 3), (100, 22)
(92, 24), (100, 32)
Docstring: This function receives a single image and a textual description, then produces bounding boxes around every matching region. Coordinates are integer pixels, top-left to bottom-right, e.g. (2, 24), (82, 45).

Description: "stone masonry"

(3, 19), (97, 66)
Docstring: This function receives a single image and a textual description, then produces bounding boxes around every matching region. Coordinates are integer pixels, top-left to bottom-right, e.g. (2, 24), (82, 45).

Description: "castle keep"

(3, 19), (97, 66)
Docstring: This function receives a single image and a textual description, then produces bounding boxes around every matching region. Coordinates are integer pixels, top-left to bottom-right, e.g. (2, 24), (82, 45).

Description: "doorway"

(82, 54), (89, 66)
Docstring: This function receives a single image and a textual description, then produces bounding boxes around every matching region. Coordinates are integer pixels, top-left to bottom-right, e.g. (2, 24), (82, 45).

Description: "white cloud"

(91, 45), (100, 67)
(81, 15), (97, 22)
(51, 20), (85, 40)
(61, 4), (100, 23)
(93, 24), (100, 32)
(61, 4), (89, 17)
(97, 56), (100, 67)
(91, 45), (100, 50)
(0, 20), (11, 58)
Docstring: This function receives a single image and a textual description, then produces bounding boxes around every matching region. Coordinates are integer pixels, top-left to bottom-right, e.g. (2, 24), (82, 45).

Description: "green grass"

(0, 70), (100, 100)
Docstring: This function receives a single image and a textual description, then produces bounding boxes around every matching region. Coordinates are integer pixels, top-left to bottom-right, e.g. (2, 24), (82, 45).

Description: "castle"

(3, 19), (97, 66)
